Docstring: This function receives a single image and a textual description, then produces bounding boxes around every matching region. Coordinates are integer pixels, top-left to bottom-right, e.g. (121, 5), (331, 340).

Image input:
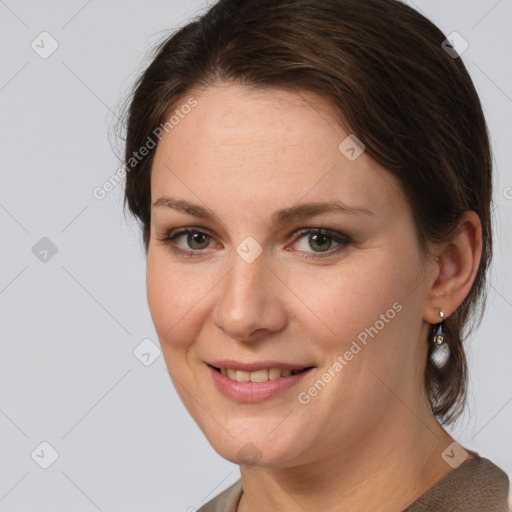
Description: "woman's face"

(147, 83), (435, 467)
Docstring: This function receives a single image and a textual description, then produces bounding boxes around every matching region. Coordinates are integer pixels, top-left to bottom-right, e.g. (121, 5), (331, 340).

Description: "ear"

(422, 211), (483, 324)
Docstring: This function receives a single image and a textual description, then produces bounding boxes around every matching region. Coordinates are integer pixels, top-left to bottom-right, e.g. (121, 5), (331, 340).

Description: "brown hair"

(121, 0), (493, 425)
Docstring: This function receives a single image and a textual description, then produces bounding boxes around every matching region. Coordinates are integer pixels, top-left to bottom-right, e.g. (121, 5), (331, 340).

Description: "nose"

(212, 253), (288, 343)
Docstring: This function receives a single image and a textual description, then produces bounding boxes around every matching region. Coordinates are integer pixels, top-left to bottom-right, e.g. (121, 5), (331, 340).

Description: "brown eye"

(291, 229), (350, 257)
(156, 228), (215, 256)
(185, 232), (211, 250)
(308, 233), (333, 252)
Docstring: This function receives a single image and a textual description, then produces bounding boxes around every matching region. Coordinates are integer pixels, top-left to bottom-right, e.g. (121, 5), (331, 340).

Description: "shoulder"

(197, 479), (243, 512)
(404, 454), (510, 511)
(195, 456), (510, 512)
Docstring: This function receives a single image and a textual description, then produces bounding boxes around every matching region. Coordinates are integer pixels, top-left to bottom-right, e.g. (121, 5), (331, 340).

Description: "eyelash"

(155, 227), (351, 260)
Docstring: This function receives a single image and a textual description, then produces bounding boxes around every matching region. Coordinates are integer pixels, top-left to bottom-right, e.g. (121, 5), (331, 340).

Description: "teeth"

(236, 370), (250, 382)
(218, 367), (304, 382)
(250, 369), (268, 382)
(269, 368), (282, 380)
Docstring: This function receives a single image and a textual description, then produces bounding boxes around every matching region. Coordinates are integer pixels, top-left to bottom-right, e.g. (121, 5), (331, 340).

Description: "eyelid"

(289, 227), (351, 244)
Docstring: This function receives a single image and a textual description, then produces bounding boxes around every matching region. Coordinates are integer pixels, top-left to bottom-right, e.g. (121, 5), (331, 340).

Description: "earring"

(430, 309), (446, 346)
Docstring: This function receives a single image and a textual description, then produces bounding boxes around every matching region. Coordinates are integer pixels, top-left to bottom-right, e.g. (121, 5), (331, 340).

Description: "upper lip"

(208, 360), (314, 372)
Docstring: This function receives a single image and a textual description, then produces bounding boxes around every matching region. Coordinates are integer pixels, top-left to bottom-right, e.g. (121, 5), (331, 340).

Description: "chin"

(199, 419), (311, 468)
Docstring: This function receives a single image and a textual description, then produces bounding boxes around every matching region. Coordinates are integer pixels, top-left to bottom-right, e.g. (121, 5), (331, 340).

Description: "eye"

(176, 231), (211, 250)
(155, 227), (216, 257)
(156, 227), (351, 260)
(288, 228), (351, 259)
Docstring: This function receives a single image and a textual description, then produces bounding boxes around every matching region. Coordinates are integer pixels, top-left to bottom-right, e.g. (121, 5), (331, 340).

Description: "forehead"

(150, 83), (404, 219)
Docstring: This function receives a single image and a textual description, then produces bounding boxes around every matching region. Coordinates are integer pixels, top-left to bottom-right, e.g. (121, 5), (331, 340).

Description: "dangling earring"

(430, 309), (446, 346)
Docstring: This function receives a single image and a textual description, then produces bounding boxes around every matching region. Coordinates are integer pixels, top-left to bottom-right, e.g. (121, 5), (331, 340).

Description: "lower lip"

(208, 365), (314, 402)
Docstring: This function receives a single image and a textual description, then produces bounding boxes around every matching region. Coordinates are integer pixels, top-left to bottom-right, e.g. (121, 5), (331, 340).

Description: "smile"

(214, 367), (308, 381)
(207, 363), (315, 402)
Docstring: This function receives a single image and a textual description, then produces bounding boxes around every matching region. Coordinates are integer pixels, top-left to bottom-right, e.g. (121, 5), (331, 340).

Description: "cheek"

(314, 251), (424, 402)
(285, 255), (405, 347)
(146, 250), (212, 351)
(291, 247), (422, 409)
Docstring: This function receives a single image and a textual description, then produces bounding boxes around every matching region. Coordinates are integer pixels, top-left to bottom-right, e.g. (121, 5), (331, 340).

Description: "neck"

(237, 405), (458, 512)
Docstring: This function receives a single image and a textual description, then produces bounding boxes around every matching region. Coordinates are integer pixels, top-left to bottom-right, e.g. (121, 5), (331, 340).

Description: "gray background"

(1, 1), (511, 510)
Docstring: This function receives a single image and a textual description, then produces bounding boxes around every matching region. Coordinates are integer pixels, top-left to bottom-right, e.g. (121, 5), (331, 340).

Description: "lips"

(207, 360), (315, 402)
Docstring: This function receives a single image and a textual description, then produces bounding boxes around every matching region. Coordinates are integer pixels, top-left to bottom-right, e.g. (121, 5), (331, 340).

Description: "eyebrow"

(151, 196), (374, 226)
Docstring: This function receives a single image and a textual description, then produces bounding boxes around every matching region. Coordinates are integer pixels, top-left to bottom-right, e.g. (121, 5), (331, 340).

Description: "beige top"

(197, 454), (510, 511)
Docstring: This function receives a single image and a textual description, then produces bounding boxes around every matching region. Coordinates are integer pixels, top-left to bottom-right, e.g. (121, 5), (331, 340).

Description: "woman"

(121, 0), (510, 509)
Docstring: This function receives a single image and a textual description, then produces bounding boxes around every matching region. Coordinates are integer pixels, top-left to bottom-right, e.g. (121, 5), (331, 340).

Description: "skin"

(146, 82), (482, 511)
